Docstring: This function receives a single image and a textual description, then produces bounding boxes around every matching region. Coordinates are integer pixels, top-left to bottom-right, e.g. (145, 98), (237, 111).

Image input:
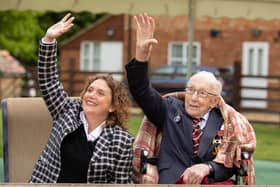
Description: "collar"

(80, 111), (105, 142)
(199, 110), (211, 130)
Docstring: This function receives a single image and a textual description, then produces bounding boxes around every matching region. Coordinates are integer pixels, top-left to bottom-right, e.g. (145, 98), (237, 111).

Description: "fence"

(1, 62), (279, 125)
(60, 62), (280, 125)
(231, 62), (280, 125)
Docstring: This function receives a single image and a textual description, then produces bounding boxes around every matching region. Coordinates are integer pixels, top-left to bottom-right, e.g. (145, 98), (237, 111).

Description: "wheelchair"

(139, 147), (253, 184)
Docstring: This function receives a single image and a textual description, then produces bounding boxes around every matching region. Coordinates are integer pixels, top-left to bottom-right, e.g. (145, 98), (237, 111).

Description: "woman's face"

(82, 79), (113, 118)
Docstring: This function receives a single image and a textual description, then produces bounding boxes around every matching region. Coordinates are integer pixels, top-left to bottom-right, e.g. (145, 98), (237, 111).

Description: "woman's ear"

(109, 107), (115, 113)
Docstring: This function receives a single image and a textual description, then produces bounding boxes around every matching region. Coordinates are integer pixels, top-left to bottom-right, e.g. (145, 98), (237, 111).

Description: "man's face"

(184, 76), (218, 119)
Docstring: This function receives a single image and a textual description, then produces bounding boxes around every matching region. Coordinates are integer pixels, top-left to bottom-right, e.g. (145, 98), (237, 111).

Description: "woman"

(30, 13), (134, 183)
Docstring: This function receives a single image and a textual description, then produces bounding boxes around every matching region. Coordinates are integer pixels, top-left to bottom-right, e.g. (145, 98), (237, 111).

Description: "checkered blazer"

(30, 41), (134, 183)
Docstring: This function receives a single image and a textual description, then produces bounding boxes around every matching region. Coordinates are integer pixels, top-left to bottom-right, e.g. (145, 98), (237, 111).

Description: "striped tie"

(192, 118), (202, 155)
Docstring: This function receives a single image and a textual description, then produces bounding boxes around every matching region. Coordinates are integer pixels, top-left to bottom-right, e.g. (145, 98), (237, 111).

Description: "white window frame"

(168, 42), (201, 65)
(242, 42), (269, 76)
(80, 41), (101, 71)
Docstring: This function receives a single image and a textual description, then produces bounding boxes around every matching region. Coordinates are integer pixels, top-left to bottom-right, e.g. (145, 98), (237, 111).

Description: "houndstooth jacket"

(29, 41), (134, 183)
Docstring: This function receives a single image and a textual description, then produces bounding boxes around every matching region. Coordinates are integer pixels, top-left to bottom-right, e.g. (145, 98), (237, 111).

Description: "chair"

(133, 92), (256, 185)
(1, 97), (52, 182)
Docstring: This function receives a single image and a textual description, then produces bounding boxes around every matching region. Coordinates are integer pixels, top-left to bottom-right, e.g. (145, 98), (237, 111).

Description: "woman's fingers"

(64, 16), (75, 27)
(61, 13), (72, 22)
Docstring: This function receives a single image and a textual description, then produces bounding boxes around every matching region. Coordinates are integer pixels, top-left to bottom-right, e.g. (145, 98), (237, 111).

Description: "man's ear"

(211, 96), (219, 108)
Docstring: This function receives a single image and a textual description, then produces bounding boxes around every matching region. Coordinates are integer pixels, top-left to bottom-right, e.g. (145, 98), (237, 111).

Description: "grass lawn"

(128, 113), (280, 161)
(252, 123), (280, 161)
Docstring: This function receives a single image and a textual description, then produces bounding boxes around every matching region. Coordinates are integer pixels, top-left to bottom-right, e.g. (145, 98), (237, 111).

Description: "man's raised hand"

(134, 13), (158, 62)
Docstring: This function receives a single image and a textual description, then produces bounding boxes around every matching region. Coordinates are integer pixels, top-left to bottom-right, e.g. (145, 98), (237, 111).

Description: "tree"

(0, 10), (43, 66)
(0, 10), (104, 66)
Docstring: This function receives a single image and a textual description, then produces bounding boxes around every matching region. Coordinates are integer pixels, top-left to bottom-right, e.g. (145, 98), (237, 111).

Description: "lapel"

(177, 112), (194, 164)
(91, 126), (113, 162)
(198, 108), (223, 158)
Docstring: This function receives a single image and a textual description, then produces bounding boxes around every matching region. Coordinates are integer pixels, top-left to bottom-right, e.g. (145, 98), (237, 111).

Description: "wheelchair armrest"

(241, 151), (251, 160)
(237, 151), (251, 177)
(140, 149), (158, 175)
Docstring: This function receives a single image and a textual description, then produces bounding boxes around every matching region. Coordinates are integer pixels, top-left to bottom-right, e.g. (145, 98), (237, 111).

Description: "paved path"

(255, 160), (280, 185)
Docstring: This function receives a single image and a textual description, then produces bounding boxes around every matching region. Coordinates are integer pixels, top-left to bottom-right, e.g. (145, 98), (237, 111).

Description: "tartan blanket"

(132, 96), (256, 184)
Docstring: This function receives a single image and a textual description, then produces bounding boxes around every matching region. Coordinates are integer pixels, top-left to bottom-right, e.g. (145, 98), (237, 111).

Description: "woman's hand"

(134, 13), (158, 62)
(43, 13), (75, 42)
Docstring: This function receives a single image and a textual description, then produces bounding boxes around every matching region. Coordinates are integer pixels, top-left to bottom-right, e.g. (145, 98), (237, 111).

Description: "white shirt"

(199, 110), (210, 130)
(79, 111), (105, 142)
(199, 110), (224, 130)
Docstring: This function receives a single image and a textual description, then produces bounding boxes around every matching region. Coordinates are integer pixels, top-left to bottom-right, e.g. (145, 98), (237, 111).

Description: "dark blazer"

(126, 59), (235, 184)
(30, 41), (134, 183)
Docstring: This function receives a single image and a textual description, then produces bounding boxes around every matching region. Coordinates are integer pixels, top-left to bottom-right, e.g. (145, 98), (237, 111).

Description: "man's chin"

(187, 110), (202, 118)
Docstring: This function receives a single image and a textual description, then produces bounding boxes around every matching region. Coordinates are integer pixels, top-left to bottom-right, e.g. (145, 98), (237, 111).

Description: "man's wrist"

(206, 162), (214, 175)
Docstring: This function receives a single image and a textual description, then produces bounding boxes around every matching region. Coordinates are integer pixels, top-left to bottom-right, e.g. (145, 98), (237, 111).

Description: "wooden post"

(232, 61), (241, 111)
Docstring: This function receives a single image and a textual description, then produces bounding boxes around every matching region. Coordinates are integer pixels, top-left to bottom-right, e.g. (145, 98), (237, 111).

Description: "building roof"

(0, 50), (26, 74)
(60, 14), (113, 47)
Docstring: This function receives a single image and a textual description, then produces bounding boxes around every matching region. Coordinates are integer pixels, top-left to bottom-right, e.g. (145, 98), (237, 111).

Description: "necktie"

(192, 118), (202, 155)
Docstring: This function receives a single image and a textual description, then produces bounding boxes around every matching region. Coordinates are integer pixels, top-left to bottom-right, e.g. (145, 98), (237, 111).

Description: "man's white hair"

(188, 71), (222, 95)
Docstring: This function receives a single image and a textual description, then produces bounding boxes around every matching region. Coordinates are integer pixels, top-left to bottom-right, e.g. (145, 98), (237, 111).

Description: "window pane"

(83, 59), (90, 70)
(169, 42), (200, 66)
(92, 42), (101, 70)
(172, 44), (183, 57)
(257, 48), (263, 75)
(192, 46), (197, 58)
(93, 42), (101, 56)
(81, 43), (91, 71)
(248, 48), (254, 75)
(186, 45), (197, 58)
(83, 43), (90, 56)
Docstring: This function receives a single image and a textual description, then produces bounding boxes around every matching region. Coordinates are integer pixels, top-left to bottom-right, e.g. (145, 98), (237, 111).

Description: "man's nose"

(191, 91), (199, 99)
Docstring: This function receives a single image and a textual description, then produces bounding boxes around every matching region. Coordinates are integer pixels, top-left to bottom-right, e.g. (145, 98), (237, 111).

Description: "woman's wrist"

(42, 36), (55, 43)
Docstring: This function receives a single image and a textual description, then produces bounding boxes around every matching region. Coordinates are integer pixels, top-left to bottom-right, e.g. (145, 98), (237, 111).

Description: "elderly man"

(126, 13), (255, 184)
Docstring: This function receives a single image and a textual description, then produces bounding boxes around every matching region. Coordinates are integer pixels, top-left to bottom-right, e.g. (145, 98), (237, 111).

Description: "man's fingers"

(148, 16), (155, 34)
(134, 16), (141, 29)
(145, 38), (158, 46)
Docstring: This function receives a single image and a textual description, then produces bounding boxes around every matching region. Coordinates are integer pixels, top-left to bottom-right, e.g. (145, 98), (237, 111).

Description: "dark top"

(126, 59), (236, 183)
(57, 125), (97, 183)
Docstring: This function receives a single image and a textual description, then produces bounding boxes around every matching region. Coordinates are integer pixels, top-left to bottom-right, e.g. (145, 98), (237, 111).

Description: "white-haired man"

(125, 13), (248, 184)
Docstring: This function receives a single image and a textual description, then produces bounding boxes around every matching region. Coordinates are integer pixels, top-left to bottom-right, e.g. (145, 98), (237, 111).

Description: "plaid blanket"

(132, 96), (256, 184)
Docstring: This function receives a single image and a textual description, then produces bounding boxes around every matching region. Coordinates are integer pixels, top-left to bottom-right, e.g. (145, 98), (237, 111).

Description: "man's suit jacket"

(126, 59), (235, 184)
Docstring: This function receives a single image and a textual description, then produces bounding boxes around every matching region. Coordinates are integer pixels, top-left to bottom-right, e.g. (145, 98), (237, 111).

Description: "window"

(242, 42), (268, 76)
(168, 42), (201, 66)
(241, 42), (269, 108)
(80, 41), (101, 71)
